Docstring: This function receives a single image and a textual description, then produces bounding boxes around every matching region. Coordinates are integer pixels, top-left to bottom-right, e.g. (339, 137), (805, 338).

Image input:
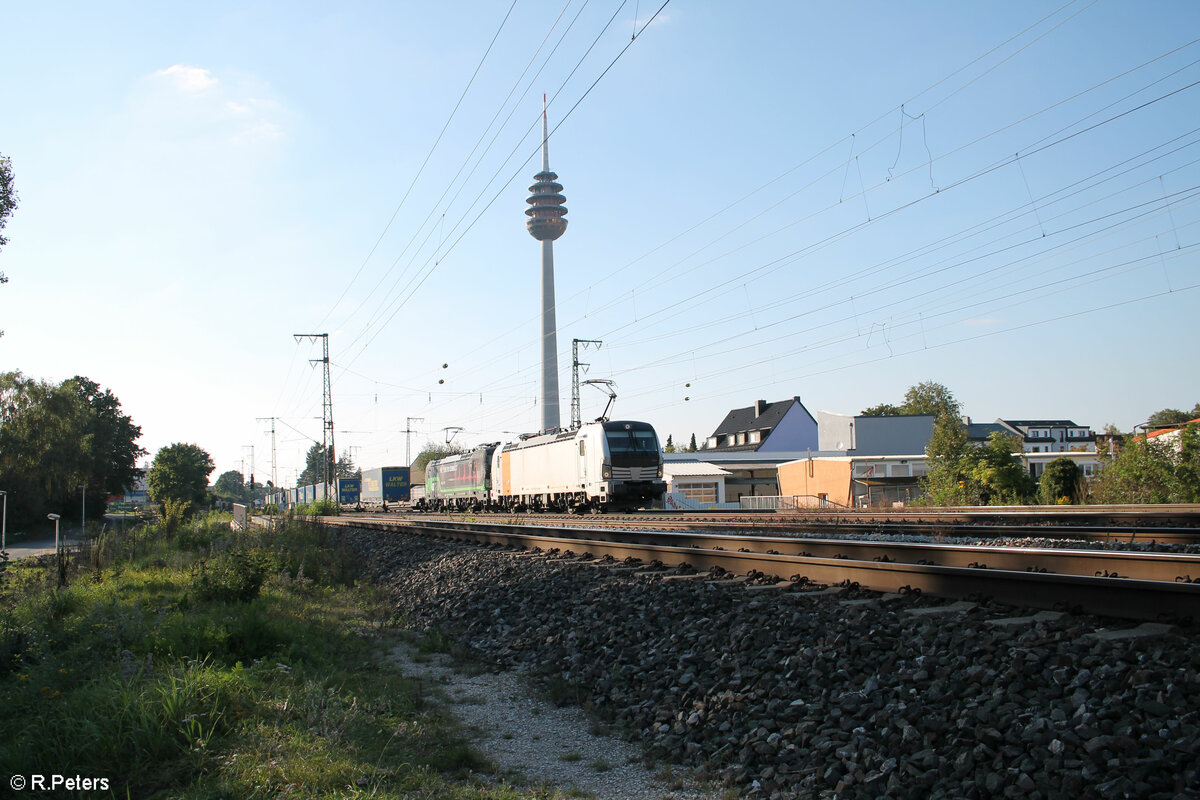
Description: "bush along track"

(349, 527), (1200, 800)
(0, 514), (559, 799)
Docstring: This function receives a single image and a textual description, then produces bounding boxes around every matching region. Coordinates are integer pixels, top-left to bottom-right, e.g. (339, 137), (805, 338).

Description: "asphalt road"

(3, 529), (83, 560)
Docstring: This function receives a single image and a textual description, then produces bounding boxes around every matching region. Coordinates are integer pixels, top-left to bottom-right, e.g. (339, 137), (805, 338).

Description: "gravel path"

(389, 641), (719, 799)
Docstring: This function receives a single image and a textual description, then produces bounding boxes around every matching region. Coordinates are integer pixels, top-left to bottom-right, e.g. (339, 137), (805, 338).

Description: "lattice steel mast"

(294, 333), (335, 496)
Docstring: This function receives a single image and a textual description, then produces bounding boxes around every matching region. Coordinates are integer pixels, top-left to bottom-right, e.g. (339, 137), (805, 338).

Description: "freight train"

(268, 419), (666, 513)
(422, 420), (665, 512)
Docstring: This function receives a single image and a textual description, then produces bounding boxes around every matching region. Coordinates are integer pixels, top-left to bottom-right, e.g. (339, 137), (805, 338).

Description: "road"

(3, 528), (83, 561)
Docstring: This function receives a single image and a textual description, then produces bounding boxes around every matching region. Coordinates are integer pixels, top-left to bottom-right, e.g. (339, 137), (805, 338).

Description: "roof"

(966, 422), (1008, 440)
(1144, 417), (1200, 439)
(1001, 419), (1083, 428)
(710, 397), (810, 438)
(664, 462), (731, 478)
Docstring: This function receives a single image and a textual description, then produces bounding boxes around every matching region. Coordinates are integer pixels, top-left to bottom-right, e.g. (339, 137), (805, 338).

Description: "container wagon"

(360, 467), (411, 509)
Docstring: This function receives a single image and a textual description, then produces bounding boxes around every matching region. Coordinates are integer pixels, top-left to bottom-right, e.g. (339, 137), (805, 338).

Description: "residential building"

(703, 397), (818, 453)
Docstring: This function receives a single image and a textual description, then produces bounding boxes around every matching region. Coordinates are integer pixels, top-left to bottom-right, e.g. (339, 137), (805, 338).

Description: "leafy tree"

(663, 434), (675, 453)
(859, 402), (902, 417)
(1146, 406), (1200, 428)
(969, 433), (1035, 505)
(0, 153), (14, 337)
(212, 470), (248, 502)
(687, 433), (697, 452)
(410, 442), (467, 476)
(1091, 424), (1200, 504)
(1039, 457), (1082, 505)
(63, 376), (146, 509)
(296, 444), (358, 487)
(919, 414), (977, 506)
(147, 443), (214, 513)
(0, 152), (15, 254)
(0, 371), (90, 524)
(861, 381), (960, 420)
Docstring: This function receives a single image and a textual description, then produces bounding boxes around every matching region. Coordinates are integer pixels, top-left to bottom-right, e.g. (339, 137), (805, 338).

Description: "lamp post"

(47, 513), (61, 552)
(1, 490), (7, 553)
(78, 484), (86, 541)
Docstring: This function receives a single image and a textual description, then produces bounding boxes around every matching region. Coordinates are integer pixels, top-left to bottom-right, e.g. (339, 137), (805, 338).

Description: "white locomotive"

(423, 420), (665, 512)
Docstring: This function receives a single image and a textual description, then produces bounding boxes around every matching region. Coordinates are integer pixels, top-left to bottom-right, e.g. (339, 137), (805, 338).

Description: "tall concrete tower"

(525, 98), (568, 432)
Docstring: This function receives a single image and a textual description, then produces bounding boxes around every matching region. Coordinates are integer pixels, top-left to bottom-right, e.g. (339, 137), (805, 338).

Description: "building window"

(736, 433), (746, 445)
(706, 437), (718, 449)
(726, 435), (736, 447)
(748, 431), (761, 444)
(1082, 463), (1095, 477)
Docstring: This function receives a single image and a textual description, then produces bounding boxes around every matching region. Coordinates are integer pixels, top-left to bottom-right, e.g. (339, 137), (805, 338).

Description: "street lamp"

(1, 490), (7, 553)
(47, 513), (61, 552)
(78, 484), (86, 540)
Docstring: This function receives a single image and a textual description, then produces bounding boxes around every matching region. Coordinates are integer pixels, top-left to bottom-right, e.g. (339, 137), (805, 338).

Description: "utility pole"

(403, 417), (424, 468)
(257, 417), (279, 489)
(571, 339), (602, 429)
(295, 333), (334, 496)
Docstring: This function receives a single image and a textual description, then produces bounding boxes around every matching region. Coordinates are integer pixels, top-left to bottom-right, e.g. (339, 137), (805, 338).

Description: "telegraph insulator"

(442, 363), (448, 368)
(438, 379), (445, 385)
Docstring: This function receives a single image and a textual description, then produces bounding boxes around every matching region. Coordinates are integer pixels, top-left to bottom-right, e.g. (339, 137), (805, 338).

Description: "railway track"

(324, 514), (1200, 622)
(390, 507), (1200, 545)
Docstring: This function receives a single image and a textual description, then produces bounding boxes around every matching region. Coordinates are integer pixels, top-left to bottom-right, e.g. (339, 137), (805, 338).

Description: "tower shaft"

(526, 97), (568, 432)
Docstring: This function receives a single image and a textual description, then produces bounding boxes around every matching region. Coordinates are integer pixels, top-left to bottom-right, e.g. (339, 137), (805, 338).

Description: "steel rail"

(369, 518), (1200, 583)
(326, 516), (1200, 621)
(392, 511), (1200, 544)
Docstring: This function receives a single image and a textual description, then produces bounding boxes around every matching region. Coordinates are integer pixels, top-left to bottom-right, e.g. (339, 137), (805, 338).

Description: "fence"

(738, 495), (849, 511)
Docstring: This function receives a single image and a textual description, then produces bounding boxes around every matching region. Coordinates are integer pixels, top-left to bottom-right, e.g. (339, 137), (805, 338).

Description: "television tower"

(526, 96), (568, 432)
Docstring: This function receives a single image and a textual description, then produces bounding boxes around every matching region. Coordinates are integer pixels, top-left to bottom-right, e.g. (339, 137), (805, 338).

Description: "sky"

(2, 0), (1198, 488)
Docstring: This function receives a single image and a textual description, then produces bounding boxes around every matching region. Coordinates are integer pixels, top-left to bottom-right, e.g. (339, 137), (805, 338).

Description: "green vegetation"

(411, 442), (468, 475)
(1039, 457), (1084, 505)
(860, 380), (960, 419)
(0, 513), (551, 799)
(297, 443), (359, 488)
(1091, 423), (1200, 504)
(0, 371), (145, 528)
(147, 443), (214, 515)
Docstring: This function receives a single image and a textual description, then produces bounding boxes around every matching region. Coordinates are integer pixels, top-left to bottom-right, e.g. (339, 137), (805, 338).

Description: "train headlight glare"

(603, 470), (611, 478)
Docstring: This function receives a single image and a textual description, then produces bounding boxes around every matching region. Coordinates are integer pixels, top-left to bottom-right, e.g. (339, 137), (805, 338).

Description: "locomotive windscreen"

(603, 422), (661, 464)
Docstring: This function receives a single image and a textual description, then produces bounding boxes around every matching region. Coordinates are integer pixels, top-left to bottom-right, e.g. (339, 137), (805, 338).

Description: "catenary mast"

(525, 96), (568, 432)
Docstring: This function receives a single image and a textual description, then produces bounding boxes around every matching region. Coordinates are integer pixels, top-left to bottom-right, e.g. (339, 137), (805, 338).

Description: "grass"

(0, 512), (559, 799)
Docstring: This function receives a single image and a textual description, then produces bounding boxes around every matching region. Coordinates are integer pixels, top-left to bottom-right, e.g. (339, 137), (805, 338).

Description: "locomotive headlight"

(603, 470), (611, 478)
(657, 466), (663, 478)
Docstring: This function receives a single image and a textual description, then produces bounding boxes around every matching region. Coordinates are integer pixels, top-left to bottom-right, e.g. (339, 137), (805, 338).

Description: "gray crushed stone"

(349, 527), (1200, 800)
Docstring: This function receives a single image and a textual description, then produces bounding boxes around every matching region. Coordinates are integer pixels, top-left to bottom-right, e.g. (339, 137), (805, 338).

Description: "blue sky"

(2, 1), (1198, 486)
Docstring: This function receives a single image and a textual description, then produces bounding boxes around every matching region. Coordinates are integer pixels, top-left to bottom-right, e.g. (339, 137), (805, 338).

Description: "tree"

(147, 443), (214, 511)
(969, 432), (1035, 505)
(663, 434), (675, 453)
(860, 403), (904, 417)
(0, 152), (15, 254)
(861, 381), (960, 420)
(410, 442), (467, 476)
(919, 414), (977, 506)
(0, 371), (90, 525)
(0, 153), (15, 338)
(1146, 406), (1200, 428)
(1091, 424), (1200, 504)
(212, 470), (248, 502)
(1039, 457), (1083, 505)
(687, 433), (697, 452)
(63, 376), (146, 508)
(297, 444), (358, 487)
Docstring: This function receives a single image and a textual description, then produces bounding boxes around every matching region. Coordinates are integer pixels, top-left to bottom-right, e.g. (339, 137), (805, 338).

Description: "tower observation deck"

(527, 99), (568, 432)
